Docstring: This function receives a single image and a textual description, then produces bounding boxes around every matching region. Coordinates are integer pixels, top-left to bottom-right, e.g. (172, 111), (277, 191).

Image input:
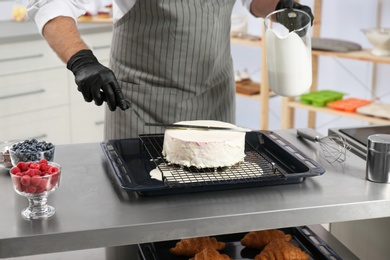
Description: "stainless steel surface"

(366, 134), (390, 183)
(1, 128), (385, 259)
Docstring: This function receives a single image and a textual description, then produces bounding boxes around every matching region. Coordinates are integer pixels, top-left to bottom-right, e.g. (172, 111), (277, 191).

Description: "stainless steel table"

(2, 128), (385, 259)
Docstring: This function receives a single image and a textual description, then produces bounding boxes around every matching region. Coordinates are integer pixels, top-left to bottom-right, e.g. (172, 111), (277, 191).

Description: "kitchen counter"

(1, 128), (386, 258)
(0, 20), (112, 44)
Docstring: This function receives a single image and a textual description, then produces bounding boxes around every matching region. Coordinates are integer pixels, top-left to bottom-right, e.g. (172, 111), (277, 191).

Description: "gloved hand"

(67, 49), (130, 111)
(275, 0), (314, 25)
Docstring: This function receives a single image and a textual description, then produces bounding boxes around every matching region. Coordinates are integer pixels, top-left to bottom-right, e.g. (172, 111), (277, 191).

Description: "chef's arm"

(249, 0), (279, 18)
(42, 16), (129, 111)
(250, 0), (313, 22)
(42, 16), (88, 63)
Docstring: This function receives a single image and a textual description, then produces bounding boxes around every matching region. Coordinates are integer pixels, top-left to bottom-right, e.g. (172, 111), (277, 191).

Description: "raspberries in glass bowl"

(9, 159), (61, 220)
(10, 159), (61, 195)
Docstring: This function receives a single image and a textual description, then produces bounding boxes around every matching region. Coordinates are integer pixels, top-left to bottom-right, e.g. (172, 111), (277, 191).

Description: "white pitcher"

(264, 9), (312, 97)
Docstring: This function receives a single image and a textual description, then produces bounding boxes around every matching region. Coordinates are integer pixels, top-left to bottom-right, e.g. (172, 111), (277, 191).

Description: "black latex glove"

(275, 0), (314, 37)
(67, 50), (130, 111)
(276, 0), (314, 25)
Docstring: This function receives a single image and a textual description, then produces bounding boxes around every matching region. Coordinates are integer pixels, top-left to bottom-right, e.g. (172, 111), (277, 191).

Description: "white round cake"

(162, 120), (246, 168)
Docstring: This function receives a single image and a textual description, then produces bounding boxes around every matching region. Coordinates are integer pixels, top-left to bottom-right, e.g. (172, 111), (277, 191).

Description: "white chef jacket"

(27, 0), (253, 35)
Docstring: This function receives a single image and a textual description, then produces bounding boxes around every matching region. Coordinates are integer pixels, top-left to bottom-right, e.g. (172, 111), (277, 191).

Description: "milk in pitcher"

(264, 8), (312, 97)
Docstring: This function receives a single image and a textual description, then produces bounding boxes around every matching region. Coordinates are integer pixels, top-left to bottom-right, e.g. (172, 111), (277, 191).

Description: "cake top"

(165, 120), (246, 142)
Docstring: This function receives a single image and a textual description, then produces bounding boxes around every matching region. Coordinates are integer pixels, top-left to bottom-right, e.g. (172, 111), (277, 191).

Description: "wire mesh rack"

(139, 134), (287, 188)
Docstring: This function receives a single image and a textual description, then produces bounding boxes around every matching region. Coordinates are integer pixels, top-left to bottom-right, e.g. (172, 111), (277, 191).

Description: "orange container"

(326, 98), (372, 112)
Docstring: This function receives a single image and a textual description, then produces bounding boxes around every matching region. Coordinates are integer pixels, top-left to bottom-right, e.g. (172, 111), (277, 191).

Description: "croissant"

(254, 239), (310, 260)
(240, 229), (292, 249)
(169, 237), (226, 256)
(189, 248), (232, 260)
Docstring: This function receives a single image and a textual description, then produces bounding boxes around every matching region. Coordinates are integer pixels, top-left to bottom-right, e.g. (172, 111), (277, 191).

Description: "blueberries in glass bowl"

(9, 139), (55, 166)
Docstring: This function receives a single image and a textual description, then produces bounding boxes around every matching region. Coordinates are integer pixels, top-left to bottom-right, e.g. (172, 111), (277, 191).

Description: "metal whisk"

(297, 128), (350, 163)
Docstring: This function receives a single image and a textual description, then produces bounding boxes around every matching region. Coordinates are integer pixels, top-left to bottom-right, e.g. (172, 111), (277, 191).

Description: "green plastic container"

(300, 90), (345, 107)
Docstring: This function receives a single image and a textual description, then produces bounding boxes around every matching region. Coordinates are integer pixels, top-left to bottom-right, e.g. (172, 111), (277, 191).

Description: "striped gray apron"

(105, 0), (236, 139)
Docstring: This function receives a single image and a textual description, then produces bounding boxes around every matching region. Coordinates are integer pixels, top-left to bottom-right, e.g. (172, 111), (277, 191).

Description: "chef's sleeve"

(27, 0), (87, 35)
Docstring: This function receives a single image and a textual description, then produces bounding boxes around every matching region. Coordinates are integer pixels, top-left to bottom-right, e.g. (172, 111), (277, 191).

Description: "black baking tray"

(137, 226), (342, 260)
(340, 124), (390, 146)
(101, 131), (325, 196)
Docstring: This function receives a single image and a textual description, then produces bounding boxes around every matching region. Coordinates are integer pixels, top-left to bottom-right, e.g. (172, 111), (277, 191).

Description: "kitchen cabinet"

(1, 106), (71, 144)
(0, 68), (69, 118)
(0, 21), (112, 145)
(280, 0), (390, 129)
(69, 102), (105, 144)
(0, 39), (63, 75)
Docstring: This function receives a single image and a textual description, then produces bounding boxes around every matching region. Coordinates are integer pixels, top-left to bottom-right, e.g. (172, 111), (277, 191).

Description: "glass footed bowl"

(362, 28), (390, 56)
(9, 161), (61, 220)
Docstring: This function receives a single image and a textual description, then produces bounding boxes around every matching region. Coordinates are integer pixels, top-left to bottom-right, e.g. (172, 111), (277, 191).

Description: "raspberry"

(12, 178), (23, 192)
(30, 163), (41, 170)
(39, 159), (49, 165)
(15, 172), (23, 177)
(15, 183), (23, 192)
(26, 168), (41, 176)
(25, 169), (36, 177)
(10, 167), (21, 175)
(25, 185), (37, 193)
(38, 178), (49, 189)
(33, 169), (42, 176)
(17, 162), (27, 171)
(39, 163), (48, 172)
(12, 176), (21, 186)
(35, 186), (45, 194)
(31, 175), (42, 186)
(50, 172), (59, 185)
(20, 175), (31, 186)
(48, 166), (59, 174)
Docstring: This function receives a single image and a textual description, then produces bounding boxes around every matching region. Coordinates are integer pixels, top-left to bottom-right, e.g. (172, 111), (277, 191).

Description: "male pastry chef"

(27, 0), (313, 139)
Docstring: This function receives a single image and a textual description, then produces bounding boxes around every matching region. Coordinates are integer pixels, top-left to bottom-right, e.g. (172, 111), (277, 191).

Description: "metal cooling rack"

(139, 134), (286, 188)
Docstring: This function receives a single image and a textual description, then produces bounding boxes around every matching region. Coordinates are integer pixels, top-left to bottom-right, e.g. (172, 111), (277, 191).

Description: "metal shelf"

(312, 49), (390, 64)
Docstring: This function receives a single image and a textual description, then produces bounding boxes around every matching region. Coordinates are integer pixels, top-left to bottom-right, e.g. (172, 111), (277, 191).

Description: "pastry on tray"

(79, 11), (93, 21)
(254, 238), (310, 260)
(240, 229), (292, 249)
(97, 9), (110, 18)
(189, 248), (232, 260)
(169, 236), (225, 256)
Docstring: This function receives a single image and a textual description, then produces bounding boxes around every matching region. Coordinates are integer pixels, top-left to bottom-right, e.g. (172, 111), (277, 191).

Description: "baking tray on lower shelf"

(101, 131), (325, 196)
(138, 226), (342, 260)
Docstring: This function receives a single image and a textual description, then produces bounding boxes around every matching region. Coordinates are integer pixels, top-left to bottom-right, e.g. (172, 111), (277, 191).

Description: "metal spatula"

(131, 106), (250, 132)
